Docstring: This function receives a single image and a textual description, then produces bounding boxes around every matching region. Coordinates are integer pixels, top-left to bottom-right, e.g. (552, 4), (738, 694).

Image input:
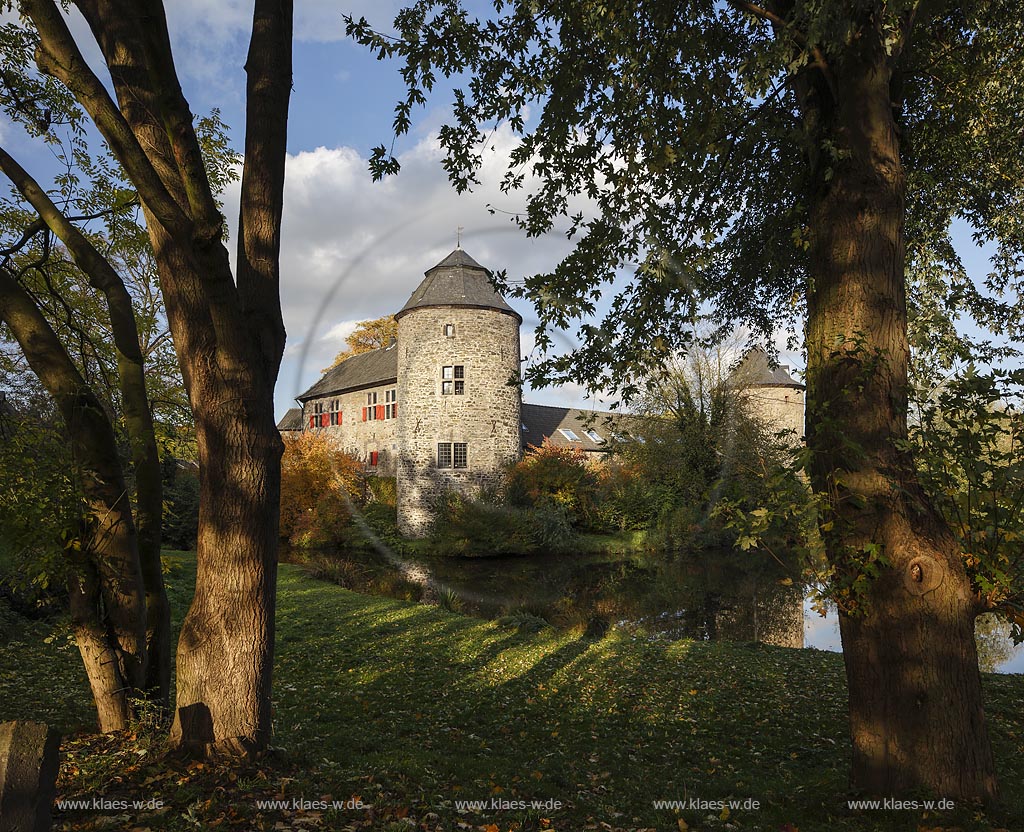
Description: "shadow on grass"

(4, 553), (1022, 832)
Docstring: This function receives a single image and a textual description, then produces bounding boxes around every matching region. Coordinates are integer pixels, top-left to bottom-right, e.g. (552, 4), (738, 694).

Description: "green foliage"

(160, 457), (199, 551)
(505, 442), (602, 529)
(367, 475), (397, 509)
(346, 1), (1024, 398)
(430, 490), (577, 556)
(0, 393), (78, 607)
(430, 491), (533, 556)
(909, 367), (1024, 639)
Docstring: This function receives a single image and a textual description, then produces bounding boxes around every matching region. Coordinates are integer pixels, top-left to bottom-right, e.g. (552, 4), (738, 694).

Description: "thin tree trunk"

(0, 144), (170, 706)
(0, 266), (147, 730)
(68, 553), (132, 731)
(801, 36), (998, 800)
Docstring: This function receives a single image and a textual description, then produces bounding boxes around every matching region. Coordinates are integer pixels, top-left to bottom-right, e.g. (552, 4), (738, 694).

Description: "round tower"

(732, 347), (805, 442)
(395, 249), (522, 537)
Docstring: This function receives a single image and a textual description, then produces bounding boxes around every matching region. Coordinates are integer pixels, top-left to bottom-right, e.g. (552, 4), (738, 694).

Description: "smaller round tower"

(732, 347), (805, 442)
(395, 249), (522, 536)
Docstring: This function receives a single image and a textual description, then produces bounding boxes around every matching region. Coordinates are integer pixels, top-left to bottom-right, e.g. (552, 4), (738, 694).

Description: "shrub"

(431, 492), (535, 556)
(279, 432), (366, 547)
(367, 475), (397, 508)
(429, 491), (577, 556)
(497, 609), (552, 633)
(593, 462), (673, 531)
(505, 441), (602, 529)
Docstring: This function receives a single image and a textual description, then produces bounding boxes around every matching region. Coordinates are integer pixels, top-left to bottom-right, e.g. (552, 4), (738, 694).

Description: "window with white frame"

(558, 428), (581, 442)
(584, 429), (604, 443)
(441, 365), (465, 395)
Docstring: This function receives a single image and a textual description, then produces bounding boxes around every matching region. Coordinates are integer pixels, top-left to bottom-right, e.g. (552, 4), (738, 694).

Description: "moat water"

(284, 537), (1024, 674)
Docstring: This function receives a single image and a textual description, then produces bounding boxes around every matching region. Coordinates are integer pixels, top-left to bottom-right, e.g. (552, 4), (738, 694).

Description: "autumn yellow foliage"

(279, 431), (366, 546)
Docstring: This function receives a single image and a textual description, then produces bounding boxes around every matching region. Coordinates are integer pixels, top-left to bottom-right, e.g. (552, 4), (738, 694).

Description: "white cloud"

(223, 127), (584, 417)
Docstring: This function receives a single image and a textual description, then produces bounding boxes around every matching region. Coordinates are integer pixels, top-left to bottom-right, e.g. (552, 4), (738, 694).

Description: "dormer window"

(441, 365), (465, 395)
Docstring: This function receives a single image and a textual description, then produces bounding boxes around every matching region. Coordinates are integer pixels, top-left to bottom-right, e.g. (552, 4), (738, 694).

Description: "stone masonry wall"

(301, 375), (399, 476)
(396, 306), (521, 536)
(743, 385), (805, 443)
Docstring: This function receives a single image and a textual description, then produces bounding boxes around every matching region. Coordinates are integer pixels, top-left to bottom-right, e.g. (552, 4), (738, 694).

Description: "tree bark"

(800, 27), (998, 800)
(22, 0), (293, 756)
(0, 266), (147, 731)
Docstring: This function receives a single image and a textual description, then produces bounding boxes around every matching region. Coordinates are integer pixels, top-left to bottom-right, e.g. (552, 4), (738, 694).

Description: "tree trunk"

(801, 36), (998, 800)
(0, 144), (171, 707)
(0, 267), (148, 730)
(22, 0), (292, 756)
(67, 554), (132, 731)
(169, 392), (282, 757)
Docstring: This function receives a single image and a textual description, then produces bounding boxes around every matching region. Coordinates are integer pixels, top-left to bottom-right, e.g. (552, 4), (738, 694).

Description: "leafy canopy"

(347, 0), (1024, 398)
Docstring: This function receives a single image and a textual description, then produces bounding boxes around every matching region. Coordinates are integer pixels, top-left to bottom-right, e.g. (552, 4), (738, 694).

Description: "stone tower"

(395, 249), (522, 536)
(732, 347), (805, 442)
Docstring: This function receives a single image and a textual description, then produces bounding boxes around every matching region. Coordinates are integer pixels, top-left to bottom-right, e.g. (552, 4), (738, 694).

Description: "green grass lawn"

(1, 550), (1022, 831)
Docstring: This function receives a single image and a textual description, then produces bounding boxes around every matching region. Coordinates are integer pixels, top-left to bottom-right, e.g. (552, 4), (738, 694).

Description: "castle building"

(280, 249), (621, 536)
(279, 249), (805, 537)
(731, 347), (805, 441)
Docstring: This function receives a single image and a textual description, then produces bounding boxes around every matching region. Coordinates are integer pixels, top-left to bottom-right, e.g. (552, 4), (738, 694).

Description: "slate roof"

(520, 403), (638, 453)
(297, 344), (398, 401)
(731, 347), (804, 389)
(396, 248), (521, 321)
(276, 407), (303, 432)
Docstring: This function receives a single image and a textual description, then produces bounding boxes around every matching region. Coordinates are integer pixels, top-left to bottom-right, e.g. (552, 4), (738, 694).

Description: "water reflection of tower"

(729, 347), (807, 648)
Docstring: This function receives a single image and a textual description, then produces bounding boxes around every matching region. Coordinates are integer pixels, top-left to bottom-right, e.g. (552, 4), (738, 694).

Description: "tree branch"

(727, 0), (837, 100)
(19, 0), (191, 237)
(236, 0), (293, 376)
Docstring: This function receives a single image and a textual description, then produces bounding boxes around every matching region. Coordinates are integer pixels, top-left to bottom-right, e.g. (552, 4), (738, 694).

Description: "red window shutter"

(309, 415), (315, 429)
(362, 407), (367, 421)
(376, 405), (384, 420)
(321, 413), (328, 427)
(370, 451), (379, 466)
(339, 412), (343, 425)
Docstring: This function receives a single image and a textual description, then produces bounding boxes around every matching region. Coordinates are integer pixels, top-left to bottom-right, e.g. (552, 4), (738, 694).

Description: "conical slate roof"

(731, 347), (804, 389)
(395, 248), (521, 321)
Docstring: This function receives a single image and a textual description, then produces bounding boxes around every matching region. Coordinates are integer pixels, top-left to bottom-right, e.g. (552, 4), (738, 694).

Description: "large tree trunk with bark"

(22, 0), (293, 756)
(170, 393), (282, 756)
(801, 31), (998, 800)
(0, 267), (148, 731)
